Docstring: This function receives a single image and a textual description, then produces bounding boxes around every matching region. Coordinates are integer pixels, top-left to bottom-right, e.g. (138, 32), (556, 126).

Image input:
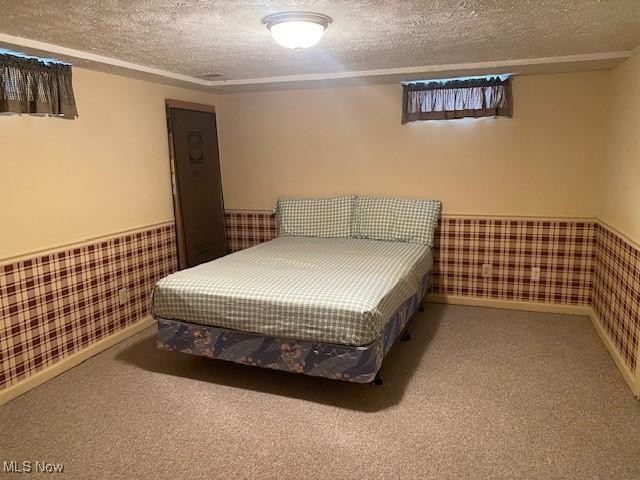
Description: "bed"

(152, 195), (441, 384)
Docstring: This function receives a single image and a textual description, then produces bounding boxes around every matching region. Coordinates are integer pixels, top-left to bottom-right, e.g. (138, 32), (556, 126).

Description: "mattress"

(156, 273), (430, 383)
(151, 236), (433, 346)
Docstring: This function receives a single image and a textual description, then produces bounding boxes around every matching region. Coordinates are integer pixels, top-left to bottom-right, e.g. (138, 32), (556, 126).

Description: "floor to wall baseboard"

(426, 294), (638, 397)
(426, 294), (592, 316)
(0, 317), (155, 406)
(587, 309), (639, 397)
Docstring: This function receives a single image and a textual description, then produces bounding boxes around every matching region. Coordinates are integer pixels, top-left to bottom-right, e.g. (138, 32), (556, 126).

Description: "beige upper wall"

(0, 63), (620, 260)
(0, 67), (216, 260)
(216, 72), (608, 217)
(601, 46), (640, 244)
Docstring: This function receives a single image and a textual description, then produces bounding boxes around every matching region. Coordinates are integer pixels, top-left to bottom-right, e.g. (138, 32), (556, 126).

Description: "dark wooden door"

(168, 105), (227, 269)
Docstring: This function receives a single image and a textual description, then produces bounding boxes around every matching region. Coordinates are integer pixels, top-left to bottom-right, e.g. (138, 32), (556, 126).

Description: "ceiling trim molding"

(0, 33), (210, 86)
(208, 51), (632, 86)
(0, 33), (632, 88)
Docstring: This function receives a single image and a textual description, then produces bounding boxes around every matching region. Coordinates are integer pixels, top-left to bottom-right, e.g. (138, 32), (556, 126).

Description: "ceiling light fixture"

(263, 11), (332, 49)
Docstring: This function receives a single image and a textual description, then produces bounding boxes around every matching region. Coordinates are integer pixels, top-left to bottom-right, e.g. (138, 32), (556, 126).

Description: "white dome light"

(263, 12), (332, 49)
(270, 21), (325, 49)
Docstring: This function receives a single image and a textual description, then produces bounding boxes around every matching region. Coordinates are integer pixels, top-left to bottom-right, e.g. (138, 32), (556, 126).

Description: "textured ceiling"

(0, 0), (639, 82)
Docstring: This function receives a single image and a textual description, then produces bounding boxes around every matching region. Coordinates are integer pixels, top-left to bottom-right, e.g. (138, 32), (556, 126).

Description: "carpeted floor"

(2, 304), (640, 479)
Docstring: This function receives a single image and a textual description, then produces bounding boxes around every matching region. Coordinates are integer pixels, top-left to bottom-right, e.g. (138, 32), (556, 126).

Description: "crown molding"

(0, 33), (632, 90)
(0, 33), (210, 86)
(207, 51), (632, 87)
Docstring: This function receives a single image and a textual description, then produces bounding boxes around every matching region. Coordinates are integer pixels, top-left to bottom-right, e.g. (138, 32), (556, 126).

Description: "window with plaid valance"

(0, 53), (78, 119)
(401, 76), (512, 123)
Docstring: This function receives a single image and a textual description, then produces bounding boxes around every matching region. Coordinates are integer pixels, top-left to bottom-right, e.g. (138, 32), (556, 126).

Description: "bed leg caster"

(372, 373), (384, 386)
(418, 305), (425, 312)
(401, 330), (412, 342)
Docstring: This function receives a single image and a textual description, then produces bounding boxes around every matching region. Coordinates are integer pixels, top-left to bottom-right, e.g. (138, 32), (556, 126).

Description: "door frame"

(165, 99), (226, 270)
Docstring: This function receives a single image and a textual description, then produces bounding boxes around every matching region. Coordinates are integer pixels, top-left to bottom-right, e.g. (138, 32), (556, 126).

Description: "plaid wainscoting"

(0, 224), (177, 391)
(432, 218), (595, 304)
(592, 224), (640, 373)
(224, 210), (277, 252)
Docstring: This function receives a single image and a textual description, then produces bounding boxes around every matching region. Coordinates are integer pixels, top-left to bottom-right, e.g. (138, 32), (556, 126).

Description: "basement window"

(401, 75), (512, 123)
(0, 49), (78, 119)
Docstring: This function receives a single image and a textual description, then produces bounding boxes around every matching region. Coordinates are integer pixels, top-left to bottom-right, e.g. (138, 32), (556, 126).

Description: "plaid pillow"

(353, 197), (396, 242)
(354, 196), (441, 247)
(275, 196), (355, 238)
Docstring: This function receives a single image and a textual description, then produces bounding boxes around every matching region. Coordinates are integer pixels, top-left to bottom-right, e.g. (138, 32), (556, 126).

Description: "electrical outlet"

(481, 264), (493, 278)
(611, 294), (618, 315)
(531, 267), (541, 282)
(118, 287), (128, 306)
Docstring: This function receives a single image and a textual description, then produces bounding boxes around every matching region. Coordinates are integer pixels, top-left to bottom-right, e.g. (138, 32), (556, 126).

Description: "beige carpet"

(2, 304), (640, 479)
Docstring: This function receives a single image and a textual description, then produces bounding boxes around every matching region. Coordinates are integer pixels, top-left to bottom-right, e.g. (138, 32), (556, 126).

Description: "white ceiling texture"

(0, 0), (639, 90)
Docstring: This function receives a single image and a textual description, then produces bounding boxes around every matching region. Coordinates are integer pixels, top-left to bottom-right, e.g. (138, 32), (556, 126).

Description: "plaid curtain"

(0, 54), (78, 119)
(402, 77), (511, 123)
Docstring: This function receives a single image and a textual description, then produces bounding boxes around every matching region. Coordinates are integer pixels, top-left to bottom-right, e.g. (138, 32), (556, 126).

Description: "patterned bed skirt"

(156, 273), (431, 383)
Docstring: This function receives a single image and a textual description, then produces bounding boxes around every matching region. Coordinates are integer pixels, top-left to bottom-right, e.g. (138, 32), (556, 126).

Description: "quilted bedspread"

(151, 236), (432, 346)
